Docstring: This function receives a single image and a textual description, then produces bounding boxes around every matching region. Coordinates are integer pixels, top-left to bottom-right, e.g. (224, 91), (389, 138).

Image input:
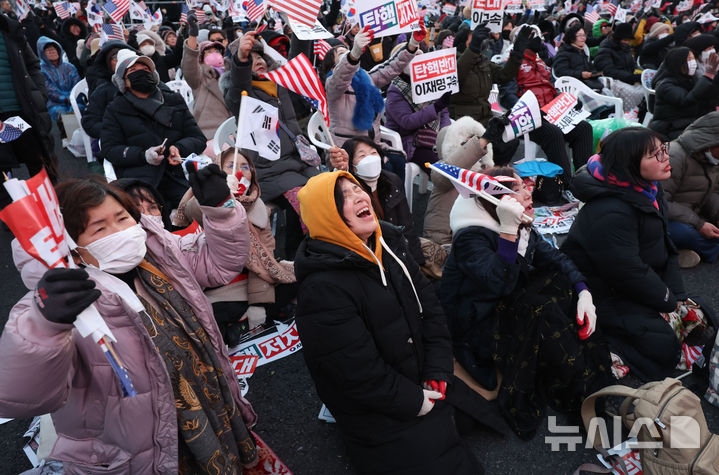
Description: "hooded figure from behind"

(36, 35), (80, 121)
(294, 171), (482, 475)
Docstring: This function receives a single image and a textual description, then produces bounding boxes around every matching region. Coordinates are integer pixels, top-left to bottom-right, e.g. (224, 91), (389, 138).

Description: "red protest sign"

(230, 355), (260, 378)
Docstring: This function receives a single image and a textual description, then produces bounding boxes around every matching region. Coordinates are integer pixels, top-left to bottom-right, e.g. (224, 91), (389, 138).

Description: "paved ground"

(0, 140), (718, 474)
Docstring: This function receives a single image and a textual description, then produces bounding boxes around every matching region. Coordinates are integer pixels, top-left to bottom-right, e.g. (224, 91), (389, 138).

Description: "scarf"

(328, 68), (385, 131)
(390, 74), (441, 132)
(135, 257), (258, 473)
(251, 79), (278, 98)
(124, 88), (174, 128)
(586, 155), (659, 209)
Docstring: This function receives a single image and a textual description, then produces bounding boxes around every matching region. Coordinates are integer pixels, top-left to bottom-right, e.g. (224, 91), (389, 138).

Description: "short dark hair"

(208, 28), (226, 40)
(55, 176), (141, 241)
(564, 24), (584, 44)
(597, 127), (665, 186)
(341, 136), (384, 172)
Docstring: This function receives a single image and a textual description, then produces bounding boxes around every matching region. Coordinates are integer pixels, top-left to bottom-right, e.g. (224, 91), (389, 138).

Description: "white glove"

(245, 305), (266, 329)
(417, 389), (442, 416)
(496, 196), (525, 235)
(576, 290), (597, 339)
(145, 144), (165, 166)
(350, 26), (373, 60)
(76, 39), (85, 60)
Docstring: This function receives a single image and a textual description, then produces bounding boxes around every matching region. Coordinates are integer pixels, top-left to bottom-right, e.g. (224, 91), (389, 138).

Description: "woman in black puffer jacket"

(553, 24), (603, 90)
(649, 47), (718, 140)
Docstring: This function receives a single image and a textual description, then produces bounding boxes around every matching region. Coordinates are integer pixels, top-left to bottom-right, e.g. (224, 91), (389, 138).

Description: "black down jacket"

(440, 223), (585, 390)
(294, 223), (478, 475)
(100, 83), (206, 189)
(561, 166), (686, 380)
(552, 43), (603, 90)
(649, 73), (717, 141)
(594, 37), (641, 84)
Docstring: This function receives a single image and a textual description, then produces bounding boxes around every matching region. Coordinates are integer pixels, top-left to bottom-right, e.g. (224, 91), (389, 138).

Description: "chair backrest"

(212, 117), (237, 156)
(174, 68), (183, 81)
(69, 78), (94, 163)
(379, 126), (403, 151)
(554, 76), (623, 117)
(166, 80), (194, 109)
(307, 111), (332, 151)
(641, 69), (656, 93)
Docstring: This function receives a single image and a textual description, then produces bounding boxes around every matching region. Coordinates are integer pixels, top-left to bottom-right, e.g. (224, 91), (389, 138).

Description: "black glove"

(482, 115), (509, 144)
(433, 91), (451, 113)
(527, 36), (543, 53)
(511, 25), (532, 58)
(469, 23), (491, 54)
(187, 11), (199, 37)
(186, 163), (230, 207)
(34, 268), (101, 325)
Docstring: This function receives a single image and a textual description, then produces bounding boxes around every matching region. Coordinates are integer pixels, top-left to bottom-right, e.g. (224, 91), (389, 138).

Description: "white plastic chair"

(640, 69), (657, 126)
(174, 67), (183, 81)
(212, 117), (237, 156)
(166, 80), (194, 109)
(69, 78), (95, 163)
(404, 162), (429, 212)
(554, 76), (623, 117)
(307, 111), (332, 151)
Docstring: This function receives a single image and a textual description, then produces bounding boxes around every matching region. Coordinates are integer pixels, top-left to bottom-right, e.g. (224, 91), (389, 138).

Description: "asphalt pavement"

(0, 141), (718, 474)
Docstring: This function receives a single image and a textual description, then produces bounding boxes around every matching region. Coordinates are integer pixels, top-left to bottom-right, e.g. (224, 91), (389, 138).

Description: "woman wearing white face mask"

(683, 33), (719, 77)
(133, 30), (182, 83)
(339, 136), (426, 268)
(649, 46), (719, 139)
(0, 168), (273, 473)
(181, 10), (232, 138)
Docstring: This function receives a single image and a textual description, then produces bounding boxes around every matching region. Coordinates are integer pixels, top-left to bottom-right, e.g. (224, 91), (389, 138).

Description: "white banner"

(506, 0), (524, 13)
(357, 0), (421, 38)
(614, 6), (627, 23)
(409, 48), (459, 103)
(286, 16), (334, 40)
(229, 320), (303, 366)
(527, 0), (546, 11)
(540, 92), (590, 134)
(470, 0), (505, 33)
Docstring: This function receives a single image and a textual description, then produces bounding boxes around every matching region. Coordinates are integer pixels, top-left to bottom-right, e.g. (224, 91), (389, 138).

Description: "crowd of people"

(1, 0), (719, 473)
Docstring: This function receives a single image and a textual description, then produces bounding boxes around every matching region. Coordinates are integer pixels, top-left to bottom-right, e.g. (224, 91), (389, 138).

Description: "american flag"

(0, 117), (31, 144)
(101, 23), (125, 42)
(179, 3), (189, 22)
(269, 0), (321, 27)
(15, 0), (30, 20)
(584, 4), (600, 22)
(682, 344), (704, 368)
(194, 7), (206, 22)
(260, 53), (329, 125)
(600, 1), (617, 15)
(53, 1), (71, 19)
(103, 0), (130, 23)
(427, 162), (516, 198)
(242, 0), (265, 22)
(313, 39), (331, 60)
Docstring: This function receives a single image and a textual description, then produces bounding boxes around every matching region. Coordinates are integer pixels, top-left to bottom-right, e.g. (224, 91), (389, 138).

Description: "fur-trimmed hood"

(436, 116), (494, 168)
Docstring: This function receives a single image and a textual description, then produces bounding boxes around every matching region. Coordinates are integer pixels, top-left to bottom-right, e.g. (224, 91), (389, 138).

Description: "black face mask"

(127, 69), (156, 94)
(502, 30), (511, 40)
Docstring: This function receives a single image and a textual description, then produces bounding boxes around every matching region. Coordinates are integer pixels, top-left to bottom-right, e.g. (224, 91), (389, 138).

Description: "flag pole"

(322, 112), (335, 148)
(234, 90), (249, 173)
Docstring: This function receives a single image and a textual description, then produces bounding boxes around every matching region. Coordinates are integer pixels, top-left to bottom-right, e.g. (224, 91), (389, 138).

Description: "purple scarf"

(586, 155), (659, 210)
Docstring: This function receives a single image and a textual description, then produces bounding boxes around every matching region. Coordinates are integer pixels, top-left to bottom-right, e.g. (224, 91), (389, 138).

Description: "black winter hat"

(613, 22), (634, 40)
(683, 34), (718, 56)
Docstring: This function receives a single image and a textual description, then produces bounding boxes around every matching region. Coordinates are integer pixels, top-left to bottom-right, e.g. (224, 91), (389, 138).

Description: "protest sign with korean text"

(410, 48), (459, 103)
(527, 0), (546, 11)
(442, 2), (455, 14)
(540, 92), (590, 134)
(358, 0), (421, 37)
(506, 0), (524, 13)
(502, 90), (542, 141)
(229, 320), (303, 366)
(286, 16), (334, 40)
(470, 0), (505, 33)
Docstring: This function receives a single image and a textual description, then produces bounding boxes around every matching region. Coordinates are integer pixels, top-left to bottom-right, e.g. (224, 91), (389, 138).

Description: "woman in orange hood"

(293, 171), (482, 475)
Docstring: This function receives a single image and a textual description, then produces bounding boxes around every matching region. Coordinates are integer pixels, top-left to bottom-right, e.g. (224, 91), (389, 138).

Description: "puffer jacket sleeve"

(0, 294), (76, 418)
(156, 204), (250, 289)
(224, 55), (254, 117)
(531, 232), (586, 287)
(180, 39), (201, 90)
(172, 98), (207, 155)
(452, 228), (523, 300)
(101, 104), (147, 167)
(368, 46), (416, 89)
(325, 52), (360, 102)
(490, 51), (523, 85)
(594, 46), (638, 84)
(82, 85), (109, 138)
(654, 76), (715, 114)
(575, 205), (677, 312)
(662, 154), (705, 229)
(553, 49), (584, 80)
(296, 278), (424, 420)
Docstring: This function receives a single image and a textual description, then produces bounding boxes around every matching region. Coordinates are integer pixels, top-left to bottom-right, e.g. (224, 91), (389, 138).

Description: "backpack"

(580, 378), (719, 475)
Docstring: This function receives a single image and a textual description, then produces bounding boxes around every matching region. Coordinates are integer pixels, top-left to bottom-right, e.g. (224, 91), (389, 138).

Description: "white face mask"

(80, 224), (147, 274)
(354, 154), (382, 191)
(701, 48), (716, 63)
(687, 59), (697, 76)
(657, 32), (669, 39)
(140, 45), (155, 56)
(143, 214), (164, 226)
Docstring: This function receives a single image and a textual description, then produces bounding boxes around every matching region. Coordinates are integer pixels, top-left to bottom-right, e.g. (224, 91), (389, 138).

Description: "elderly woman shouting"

(0, 165), (262, 473)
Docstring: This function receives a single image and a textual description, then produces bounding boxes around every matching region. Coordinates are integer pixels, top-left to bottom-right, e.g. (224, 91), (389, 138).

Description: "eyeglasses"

(646, 142), (670, 162)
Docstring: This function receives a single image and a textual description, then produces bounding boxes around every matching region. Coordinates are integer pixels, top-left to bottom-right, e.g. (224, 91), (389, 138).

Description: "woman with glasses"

(561, 127), (689, 381)
(552, 24), (603, 91)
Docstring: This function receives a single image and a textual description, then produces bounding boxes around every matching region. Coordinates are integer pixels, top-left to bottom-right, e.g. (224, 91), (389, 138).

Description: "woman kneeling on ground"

(441, 166), (613, 439)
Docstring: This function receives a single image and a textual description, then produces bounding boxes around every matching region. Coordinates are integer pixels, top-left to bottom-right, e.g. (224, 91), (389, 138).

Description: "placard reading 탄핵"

(410, 47), (459, 103)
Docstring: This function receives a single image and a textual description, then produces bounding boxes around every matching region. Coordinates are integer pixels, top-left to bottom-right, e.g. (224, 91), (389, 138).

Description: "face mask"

(657, 32), (669, 39)
(687, 59), (697, 76)
(355, 154), (382, 191)
(501, 30), (511, 40)
(706, 151), (719, 166)
(139, 45), (155, 56)
(204, 52), (224, 68)
(144, 214), (164, 226)
(79, 224), (147, 274)
(127, 69), (157, 93)
(701, 48), (716, 63)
